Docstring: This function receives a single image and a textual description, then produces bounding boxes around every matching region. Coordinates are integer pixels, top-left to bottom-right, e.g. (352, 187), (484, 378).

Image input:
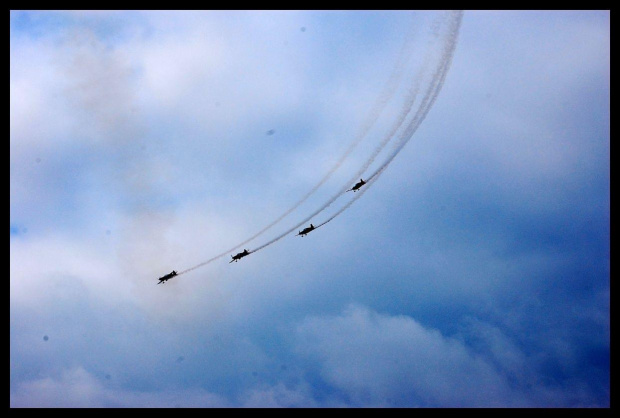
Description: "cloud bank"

(11, 10), (609, 407)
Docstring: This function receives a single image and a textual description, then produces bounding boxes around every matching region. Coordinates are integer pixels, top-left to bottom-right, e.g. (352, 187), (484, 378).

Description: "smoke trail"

(316, 168), (379, 228)
(346, 16), (440, 180)
(250, 11), (463, 255)
(177, 15), (419, 276)
(180, 11), (462, 273)
(318, 11), (463, 229)
(368, 11), (462, 182)
(224, 15), (418, 239)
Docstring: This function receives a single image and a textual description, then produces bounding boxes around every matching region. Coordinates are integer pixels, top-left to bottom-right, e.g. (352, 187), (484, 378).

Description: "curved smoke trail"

(177, 14), (418, 276)
(179, 11), (462, 273)
(250, 10), (463, 254)
(317, 11), (463, 229)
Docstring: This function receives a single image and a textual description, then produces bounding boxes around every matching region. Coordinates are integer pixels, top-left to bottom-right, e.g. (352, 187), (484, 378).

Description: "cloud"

(10, 233), (129, 310)
(11, 367), (104, 408)
(295, 304), (519, 407)
(238, 382), (318, 408)
(10, 11), (609, 408)
(294, 304), (610, 407)
(10, 366), (228, 408)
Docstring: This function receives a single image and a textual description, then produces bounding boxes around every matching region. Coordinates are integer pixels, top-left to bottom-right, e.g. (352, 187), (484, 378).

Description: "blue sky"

(10, 10), (609, 407)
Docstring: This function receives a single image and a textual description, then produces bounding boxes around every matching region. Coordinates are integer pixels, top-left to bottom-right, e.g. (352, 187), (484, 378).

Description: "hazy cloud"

(10, 10), (608, 408)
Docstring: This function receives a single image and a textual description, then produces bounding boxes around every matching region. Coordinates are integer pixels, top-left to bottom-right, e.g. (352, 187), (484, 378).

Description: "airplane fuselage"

(347, 179), (366, 192)
(157, 271), (177, 284)
(297, 225), (315, 237)
(230, 250), (250, 263)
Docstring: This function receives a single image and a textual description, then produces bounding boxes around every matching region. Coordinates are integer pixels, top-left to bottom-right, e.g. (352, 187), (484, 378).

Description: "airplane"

(157, 270), (177, 284)
(346, 178), (366, 192)
(230, 249), (250, 263)
(296, 223), (316, 237)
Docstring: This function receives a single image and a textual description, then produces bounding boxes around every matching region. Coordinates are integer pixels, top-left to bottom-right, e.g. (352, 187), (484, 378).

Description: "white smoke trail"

(179, 11), (462, 273)
(368, 11), (462, 182)
(177, 14), (419, 275)
(317, 11), (463, 229)
(223, 15), (418, 238)
(250, 11), (463, 254)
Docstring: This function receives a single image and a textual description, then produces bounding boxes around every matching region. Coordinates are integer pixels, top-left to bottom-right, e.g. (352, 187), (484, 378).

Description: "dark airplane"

(346, 178), (366, 192)
(230, 249), (250, 263)
(296, 223), (316, 237)
(157, 270), (177, 284)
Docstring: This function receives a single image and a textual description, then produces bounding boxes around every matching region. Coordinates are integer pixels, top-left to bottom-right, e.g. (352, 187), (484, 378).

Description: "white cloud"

(457, 317), (532, 384)
(11, 367), (104, 408)
(10, 11), (608, 408)
(239, 382), (318, 408)
(10, 233), (134, 311)
(295, 304), (524, 407)
(294, 304), (610, 407)
(297, 306), (519, 406)
(10, 38), (75, 154)
(413, 11), (609, 195)
(10, 366), (228, 408)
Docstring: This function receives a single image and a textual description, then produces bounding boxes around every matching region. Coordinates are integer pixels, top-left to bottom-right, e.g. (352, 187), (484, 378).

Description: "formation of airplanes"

(158, 179), (367, 283)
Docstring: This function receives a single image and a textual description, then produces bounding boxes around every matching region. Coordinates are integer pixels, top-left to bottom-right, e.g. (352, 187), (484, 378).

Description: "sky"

(10, 10), (609, 408)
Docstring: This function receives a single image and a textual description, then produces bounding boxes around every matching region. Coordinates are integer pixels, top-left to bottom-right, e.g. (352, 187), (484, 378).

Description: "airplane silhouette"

(157, 270), (177, 284)
(230, 249), (250, 263)
(296, 223), (316, 237)
(346, 178), (366, 192)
